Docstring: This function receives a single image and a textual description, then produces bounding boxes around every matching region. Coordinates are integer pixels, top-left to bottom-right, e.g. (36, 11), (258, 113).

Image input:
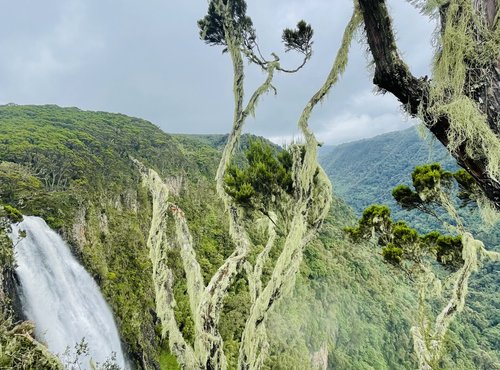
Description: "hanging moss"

(346, 159), (500, 370)
(427, 0), (500, 182)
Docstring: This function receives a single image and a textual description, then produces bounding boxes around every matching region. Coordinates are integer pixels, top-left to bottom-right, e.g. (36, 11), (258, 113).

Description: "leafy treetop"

(198, 0), (313, 71)
(197, 0), (255, 48)
(282, 20), (314, 56)
(346, 163), (470, 272)
(224, 140), (293, 213)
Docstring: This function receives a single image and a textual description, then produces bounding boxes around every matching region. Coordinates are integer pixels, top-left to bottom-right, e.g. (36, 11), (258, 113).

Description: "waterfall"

(9, 216), (126, 369)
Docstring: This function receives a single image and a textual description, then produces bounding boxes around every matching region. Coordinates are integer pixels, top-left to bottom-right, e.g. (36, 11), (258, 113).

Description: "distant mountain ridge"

(319, 126), (457, 217)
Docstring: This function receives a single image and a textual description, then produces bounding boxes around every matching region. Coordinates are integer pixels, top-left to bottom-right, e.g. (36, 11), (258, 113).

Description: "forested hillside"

(320, 126), (500, 369)
(0, 106), (498, 369)
(319, 127), (456, 222)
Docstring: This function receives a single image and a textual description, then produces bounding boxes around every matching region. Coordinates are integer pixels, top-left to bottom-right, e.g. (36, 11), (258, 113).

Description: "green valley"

(0, 106), (498, 369)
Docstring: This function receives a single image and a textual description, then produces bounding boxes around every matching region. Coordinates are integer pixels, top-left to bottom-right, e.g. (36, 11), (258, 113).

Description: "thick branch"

(171, 207), (206, 338)
(137, 164), (197, 367)
(246, 217), (277, 303)
(358, 0), (500, 210)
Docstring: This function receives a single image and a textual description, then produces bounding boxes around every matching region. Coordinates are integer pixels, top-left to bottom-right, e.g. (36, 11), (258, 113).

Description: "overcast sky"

(0, 0), (436, 145)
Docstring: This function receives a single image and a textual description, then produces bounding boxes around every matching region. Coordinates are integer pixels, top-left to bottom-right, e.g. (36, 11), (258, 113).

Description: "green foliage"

(345, 164), (466, 270)
(0, 318), (62, 370)
(159, 347), (180, 370)
(0, 162), (42, 204)
(392, 221), (419, 246)
(423, 232), (463, 270)
(345, 205), (392, 242)
(359, 204), (392, 229)
(411, 163), (452, 201)
(224, 139), (293, 211)
(3, 205), (22, 223)
(282, 20), (314, 55)
(197, 0), (255, 47)
(382, 245), (403, 265)
(0, 226), (14, 270)
(392, 184), (421, 210)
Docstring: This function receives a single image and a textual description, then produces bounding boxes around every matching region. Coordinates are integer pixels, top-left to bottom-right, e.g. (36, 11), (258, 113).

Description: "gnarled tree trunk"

(358, 0), (500, 210)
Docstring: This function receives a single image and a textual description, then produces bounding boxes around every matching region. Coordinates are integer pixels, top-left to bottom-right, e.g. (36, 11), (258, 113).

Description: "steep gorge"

(0, 105), (498, 369)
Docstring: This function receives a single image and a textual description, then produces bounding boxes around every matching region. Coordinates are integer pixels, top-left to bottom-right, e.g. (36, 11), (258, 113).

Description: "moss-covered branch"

(358, 0), (500, 210)
(136, 162), (198, 368)
(236, 7), (362, 369)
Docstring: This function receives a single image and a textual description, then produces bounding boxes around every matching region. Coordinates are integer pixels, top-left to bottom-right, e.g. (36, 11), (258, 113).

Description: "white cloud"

(306, 89), (417, 145)
(317, 111), (416, 145)
(1, 0), (103, 100)
(0, 0), (434, 141)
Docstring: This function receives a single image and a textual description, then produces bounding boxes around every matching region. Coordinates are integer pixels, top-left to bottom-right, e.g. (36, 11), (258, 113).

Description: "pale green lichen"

(407, 183), (500, 370)
(138, 1), (360, 368)
(476, 194), (500, 225)
(237, 6), (361, 369)
(137, 159), (232, 369)
(427, 0), (500, 182)
(134, 161), (198, 369)
(436, 97), (500, 180)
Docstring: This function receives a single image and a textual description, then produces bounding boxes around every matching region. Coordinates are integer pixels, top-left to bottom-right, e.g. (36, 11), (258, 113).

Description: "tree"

(346, 164), (500, 369)
(135, 0), (361, 368)
(357, 0), (500, 210)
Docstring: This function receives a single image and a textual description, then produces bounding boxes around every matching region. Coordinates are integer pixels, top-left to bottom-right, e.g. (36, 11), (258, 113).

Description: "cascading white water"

(9, 216), (126, 369)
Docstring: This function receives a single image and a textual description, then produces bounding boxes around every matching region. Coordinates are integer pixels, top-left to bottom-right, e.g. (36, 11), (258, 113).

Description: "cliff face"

(0, 105), (498, 370)
(0, 104), (220, 368)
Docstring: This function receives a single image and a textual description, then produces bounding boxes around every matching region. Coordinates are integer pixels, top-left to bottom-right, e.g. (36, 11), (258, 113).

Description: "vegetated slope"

(319, 127), (456, 223)
(0, 104), (225, 368)
(0, 105), (497, 369)
(320, 126), (500, 369)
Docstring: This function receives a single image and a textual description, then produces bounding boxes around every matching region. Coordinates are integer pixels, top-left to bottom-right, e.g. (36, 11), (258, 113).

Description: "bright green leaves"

(345, 205), (392, 242)
(3, 205), (23, 223)
(224, 140), (293, 212)
(359, 204), (392, 230)
(422, 232), (463, 269)
(282, 20), (314, 55)
(381, 245), (403, 265)
(346, 208), (423, 267)
(392, 185), (421, 210)
(347, 206), (463, 270)
(392, 221), (419, 246)
(392, 163), (476, 212)
(410, 163), (453, 202)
